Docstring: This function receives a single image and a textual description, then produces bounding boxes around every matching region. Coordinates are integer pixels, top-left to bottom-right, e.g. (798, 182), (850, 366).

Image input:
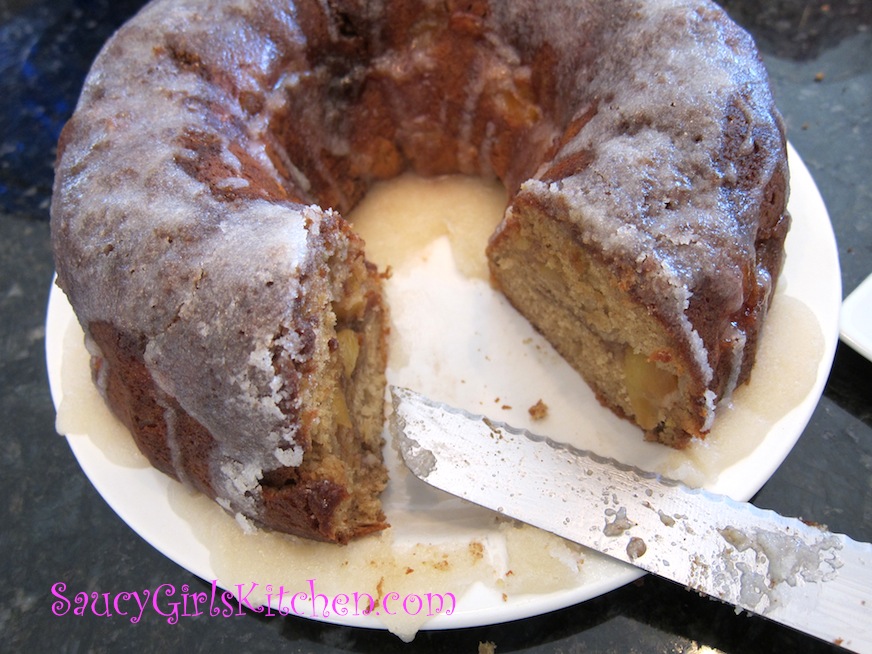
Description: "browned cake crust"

(51, 0), (789, 541)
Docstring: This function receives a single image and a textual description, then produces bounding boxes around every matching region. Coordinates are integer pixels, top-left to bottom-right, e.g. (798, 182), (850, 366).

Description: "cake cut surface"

(51, 0), (789, 541)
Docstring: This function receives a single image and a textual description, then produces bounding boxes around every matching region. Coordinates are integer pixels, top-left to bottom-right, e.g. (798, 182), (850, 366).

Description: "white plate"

(841, 273), (872, 362)
(46, 143), (841, 636)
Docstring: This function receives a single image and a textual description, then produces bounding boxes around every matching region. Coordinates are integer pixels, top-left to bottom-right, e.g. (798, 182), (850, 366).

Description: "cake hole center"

(347, 173), (507, 280)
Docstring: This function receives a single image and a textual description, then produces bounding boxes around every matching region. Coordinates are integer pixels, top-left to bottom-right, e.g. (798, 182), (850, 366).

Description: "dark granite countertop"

(2, 1), (870, 652)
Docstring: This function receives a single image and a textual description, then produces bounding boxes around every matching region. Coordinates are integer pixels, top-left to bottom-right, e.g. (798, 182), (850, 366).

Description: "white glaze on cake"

(51, 0), (789, 536)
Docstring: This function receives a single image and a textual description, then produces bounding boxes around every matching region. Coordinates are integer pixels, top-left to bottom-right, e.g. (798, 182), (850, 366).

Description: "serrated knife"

(389, 386), (872, 653)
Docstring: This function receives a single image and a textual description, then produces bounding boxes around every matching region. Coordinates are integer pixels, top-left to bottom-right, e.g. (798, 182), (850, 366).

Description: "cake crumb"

(528, 399), (549, 420)
(479, 642), (497, 654)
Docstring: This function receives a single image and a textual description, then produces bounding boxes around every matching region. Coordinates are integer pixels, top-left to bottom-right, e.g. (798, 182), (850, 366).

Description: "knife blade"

(389, 386), (872, 653)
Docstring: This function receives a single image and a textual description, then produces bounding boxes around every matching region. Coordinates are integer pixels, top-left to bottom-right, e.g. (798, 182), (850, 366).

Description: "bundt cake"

(51, 0), (789, 542)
